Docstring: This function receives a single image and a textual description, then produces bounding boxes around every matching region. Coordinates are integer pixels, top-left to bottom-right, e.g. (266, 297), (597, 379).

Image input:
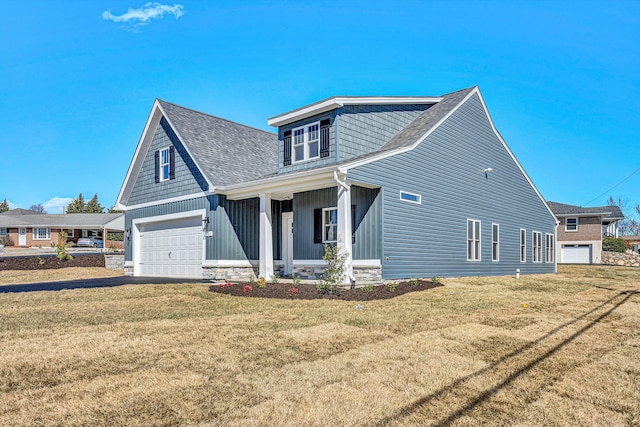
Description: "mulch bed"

(0, 254), (105, 270)
(209, 279), (443, 301)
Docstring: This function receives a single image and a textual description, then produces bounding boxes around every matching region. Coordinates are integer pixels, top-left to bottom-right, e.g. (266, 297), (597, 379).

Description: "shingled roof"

(158, 100), (278, 187)
(547, 201), (625, 220)
(0, 213), (124, 229)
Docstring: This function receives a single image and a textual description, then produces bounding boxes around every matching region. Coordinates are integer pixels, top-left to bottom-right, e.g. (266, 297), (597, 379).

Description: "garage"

(561, 244), (591, 264)
(137, 216), (203, 278)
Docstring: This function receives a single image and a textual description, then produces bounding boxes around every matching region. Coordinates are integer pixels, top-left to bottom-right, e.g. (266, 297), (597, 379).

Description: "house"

(0, 209), (124, 249)
(548, 202), (625, 264)
(116, 86), (557, 282)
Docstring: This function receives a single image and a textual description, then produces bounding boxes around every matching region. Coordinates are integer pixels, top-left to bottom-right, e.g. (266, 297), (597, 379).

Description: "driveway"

(0, 276), (211, 293)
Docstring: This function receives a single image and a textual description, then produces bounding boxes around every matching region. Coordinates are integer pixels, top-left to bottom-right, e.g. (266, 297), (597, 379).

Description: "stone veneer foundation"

(293, 264), (383, 284)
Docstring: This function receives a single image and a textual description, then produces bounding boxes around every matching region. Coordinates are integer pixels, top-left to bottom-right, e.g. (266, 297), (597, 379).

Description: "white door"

(137, 216), (203, 278)
(282, 212), (293, 276)
(561, 244), (591, 264)
(18, 228), (26, 246)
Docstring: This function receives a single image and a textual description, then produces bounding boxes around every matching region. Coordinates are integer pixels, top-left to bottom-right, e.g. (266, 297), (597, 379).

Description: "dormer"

(268, 96), (442, 174)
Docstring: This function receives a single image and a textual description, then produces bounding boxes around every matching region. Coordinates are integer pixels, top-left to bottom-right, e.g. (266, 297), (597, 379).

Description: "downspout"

(554, 220), (559, 274)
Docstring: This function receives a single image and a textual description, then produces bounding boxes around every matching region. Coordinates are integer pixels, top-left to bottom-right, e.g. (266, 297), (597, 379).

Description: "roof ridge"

(157, 99), (276, 136)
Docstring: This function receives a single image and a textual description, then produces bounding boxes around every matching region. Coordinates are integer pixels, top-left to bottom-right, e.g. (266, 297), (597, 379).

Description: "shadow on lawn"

(0, 277), (210, 293)
(373, 288), (640, 426)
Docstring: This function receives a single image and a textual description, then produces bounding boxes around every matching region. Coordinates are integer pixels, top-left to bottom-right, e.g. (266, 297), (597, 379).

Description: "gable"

(127, 117), (209, 206)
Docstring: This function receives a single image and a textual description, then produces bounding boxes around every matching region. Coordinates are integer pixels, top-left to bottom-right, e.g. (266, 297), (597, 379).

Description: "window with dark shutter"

(320, 119), (330, 158)
(169, 146), (176, 180)
(283, 130), (292, 166)
(154, 150), (160, 183)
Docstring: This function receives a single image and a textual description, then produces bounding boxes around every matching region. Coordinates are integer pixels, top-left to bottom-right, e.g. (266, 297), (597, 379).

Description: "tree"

(85, 194), (104, 213)
(0, 199), (9, 213)
(108, 206), (123, 213)
(29, 204), (47, 213)
(607, 195), (640, 236)
(66, 193), (86, 213)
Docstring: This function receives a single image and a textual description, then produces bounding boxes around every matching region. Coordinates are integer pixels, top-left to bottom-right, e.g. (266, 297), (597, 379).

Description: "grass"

(0, 265), (638, 426)
(0, 267), (122, 285)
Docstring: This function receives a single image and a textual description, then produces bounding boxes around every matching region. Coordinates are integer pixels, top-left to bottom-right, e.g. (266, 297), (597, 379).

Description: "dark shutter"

(351, 205), (356, 244)
(169, 146), (176, 180)
(283, 130), (292, 166)
(320, 119), (330, 158)
(313, 208), (322, 244)
(154, 150), (160, 183)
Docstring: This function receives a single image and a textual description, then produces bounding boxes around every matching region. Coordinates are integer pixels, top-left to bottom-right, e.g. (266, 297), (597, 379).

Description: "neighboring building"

(0, 210), (124, 248)
(116, 86), (557, 281)
(548, 202), (625, 264)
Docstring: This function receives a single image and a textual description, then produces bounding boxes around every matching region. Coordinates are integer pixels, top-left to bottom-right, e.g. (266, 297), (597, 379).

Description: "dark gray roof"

(158, 100), (278, 186)
(547, 201), (625, 220)
(0, 208), (40, 215)
(0, 213), (124, 229)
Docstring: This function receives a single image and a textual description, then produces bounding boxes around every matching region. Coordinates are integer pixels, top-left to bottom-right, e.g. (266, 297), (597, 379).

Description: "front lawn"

(0, 265), (638, 426)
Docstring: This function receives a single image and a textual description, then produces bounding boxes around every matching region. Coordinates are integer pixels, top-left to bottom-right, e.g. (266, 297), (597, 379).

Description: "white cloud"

(102, 2), (184, 28)
(42, 197), (74, 214)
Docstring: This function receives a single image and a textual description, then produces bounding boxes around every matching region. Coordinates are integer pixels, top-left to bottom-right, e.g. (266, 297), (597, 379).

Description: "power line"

(583, 166), (640, 207)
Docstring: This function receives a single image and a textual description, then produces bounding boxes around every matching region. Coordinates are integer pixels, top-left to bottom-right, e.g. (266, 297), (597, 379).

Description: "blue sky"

(1, 1), (638, 215)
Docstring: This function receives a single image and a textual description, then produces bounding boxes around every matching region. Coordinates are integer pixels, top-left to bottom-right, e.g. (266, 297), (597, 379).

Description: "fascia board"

(221, 169), (337, 200)
(554, 212), (611, 218)
(267, 96), (442, 128)
(115, 100), (163, 208)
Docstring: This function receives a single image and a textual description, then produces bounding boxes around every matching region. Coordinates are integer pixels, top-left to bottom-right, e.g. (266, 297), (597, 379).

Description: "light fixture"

(202, 216), (210, 230)
(483, 167), (494, 179)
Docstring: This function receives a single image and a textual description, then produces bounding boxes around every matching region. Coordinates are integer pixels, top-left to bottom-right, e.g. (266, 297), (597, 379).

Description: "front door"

(282, 212), (293, 276)
(18, 228), (26, 246)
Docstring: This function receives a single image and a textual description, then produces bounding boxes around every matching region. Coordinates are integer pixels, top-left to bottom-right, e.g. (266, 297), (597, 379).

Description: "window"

(565, 217), (578, 232)
(160, 147), (171, 181)
(0, 228), (7, 236)
(532, 231), (542, 263)
(400, 191), (421, 204)
(292, 121), (321, 163)
(67, 229), (74, 238)
(545, 233), (555, 263)
(467, 219), (481, 261)
(322, 207), (337, 243)
(492, 223), (499, 261)
(520, 229), (526, 262)
(33, 228), (51, 240)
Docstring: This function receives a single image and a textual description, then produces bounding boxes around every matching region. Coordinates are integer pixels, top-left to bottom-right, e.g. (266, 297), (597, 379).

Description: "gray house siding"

(292, 186), (382, 261)
(348, 93), (556, 279)
(128, 118), (209, 206)
(338, 104), (431, 160)
(278, 111), (337, 174)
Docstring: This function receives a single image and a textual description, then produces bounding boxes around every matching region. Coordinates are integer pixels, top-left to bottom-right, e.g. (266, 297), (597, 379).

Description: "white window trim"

(291, 121), (321, 164)
(400, 191), (421, 204)
(467, 219), (481, 261)
(322, 207), (338, 243)
(0, 228), (7, 236)
(67, 229), (74, 238)
(492, 223), (499, 262)
(520, 228), (526, 262)
(545, 233), (555, 263)
(160, 146), (171, 182)
(532, 231), (542, 263)
(32, 227), (51, 240)
(565, 217), (578, 232)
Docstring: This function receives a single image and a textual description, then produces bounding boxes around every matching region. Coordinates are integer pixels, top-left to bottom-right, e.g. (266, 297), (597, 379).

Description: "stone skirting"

(104, 254), (124, 270)
(293, 263), (382, 284)
(602, 250), (640, 267)
(203, 266), (258, 281)
(124, 265), (134, 276)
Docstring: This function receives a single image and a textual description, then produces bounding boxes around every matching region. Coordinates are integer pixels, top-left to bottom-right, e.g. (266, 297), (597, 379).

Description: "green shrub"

(316, 244), (347, 296)
(409, 278), (418, 286)
(55, 232), (74, 262)
(387, 281), (398, 292)
(603, 237), (626, 253)
(362, 284), (373, 293)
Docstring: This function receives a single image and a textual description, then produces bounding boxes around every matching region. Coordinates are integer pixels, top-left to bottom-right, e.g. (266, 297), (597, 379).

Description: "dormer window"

(292, 122), (320, 163)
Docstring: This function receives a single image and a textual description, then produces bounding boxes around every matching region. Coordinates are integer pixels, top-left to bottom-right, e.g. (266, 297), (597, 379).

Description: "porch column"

(337, 183), (353, 285)
(259, 192), (274, 280)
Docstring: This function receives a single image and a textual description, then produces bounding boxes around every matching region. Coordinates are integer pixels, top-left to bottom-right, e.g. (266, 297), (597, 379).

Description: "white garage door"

(138, 216), (203, 278)
(561, 244), (591, 264)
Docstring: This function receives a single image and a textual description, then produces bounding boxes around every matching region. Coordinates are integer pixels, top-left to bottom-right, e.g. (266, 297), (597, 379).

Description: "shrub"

(603, 237), (626, 253)
(292, 276), (301, 287)
(362, 284), (373, 293)
(409, 278), (418, 286)
(289, 287), (299, 297)
(55, 232), (74, 262)
(272, 275), (280, 284)
(387, 281), (398, 292)
(257, 276), (267, 288)
(431, 276), (442, 285)
(316, 244), (347, 296)
(243, 285), (252, 294)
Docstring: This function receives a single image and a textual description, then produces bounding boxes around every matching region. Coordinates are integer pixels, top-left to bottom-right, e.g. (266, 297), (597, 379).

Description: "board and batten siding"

(292, 186), (381, 261)
(348, 92), (556, 279)
(128, 118), (209, 206)
(338, 104), (431, 160)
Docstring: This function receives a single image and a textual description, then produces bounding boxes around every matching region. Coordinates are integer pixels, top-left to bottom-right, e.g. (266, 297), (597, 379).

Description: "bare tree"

(29, 204), (47, 213)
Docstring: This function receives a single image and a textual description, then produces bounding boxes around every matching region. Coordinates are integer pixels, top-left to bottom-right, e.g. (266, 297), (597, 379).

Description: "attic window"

(155, 146), (175, 183)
